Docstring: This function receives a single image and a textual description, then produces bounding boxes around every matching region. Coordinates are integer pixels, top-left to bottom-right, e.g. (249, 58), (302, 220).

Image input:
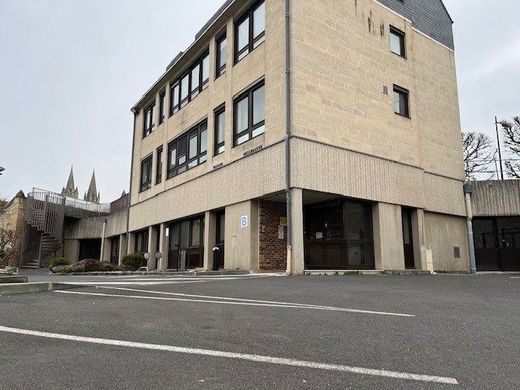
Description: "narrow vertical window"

(234, 81), (265, 146)
(236, 17), (250, 61)
(390, 26), (406, 57)
(214, 106), (226, 155)
(140, 156), (152, 192)
(167, 140), (177, 179)
(253, 1), (265, 48)
(159, 91), (166, 124)
(156, 146), (163, 184)
(393, 85), (410, 118)
(170, 83), (179, 115)
(180, 74), (190, 108)
(143, 103), (155, 137)
(191, 64), (200, 99)
(199, 121), (207, 163)
(202, 54), (210, 88)
(216, 33), (227, 78)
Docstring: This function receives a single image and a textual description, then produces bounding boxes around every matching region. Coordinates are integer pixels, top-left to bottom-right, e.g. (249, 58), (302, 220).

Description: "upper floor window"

(390, 26), (406, 58)
(143, 103), (155, 137)
(167, 120), (208, 179)
(170, 52), (210, 115)
(234, 81), (265, 146)
(393, 85), (410, 118)
(156, 146), (163, 184)
(235, 1), (265, 63)
(159, 91), (166, 125)
(214, 105), (226, 155)
(216, 33), (227, 78)
(140, 155), (153, 192)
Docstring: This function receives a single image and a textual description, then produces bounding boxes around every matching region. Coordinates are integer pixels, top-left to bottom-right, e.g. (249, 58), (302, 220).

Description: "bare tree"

(0, 228), (16, 267)
(500, 117), (520, 178)
(462, 131), (496, 180)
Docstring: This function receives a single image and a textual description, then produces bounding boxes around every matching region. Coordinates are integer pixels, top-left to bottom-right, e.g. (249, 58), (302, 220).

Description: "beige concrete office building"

(126, 0), (470, 274)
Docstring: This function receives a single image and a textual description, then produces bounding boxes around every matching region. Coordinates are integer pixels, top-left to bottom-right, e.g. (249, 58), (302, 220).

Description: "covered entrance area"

(167, 215), (204, 270)
(474, 217), (520, 271)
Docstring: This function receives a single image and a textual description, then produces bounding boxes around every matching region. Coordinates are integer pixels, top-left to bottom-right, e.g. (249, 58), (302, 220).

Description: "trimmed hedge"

(122, 254), (145, 271)
(49, 257), (70, 269)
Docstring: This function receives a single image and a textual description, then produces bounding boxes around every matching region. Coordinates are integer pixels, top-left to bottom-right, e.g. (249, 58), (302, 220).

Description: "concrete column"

(158, 223), (169, 271)
(411, 209), (428, 271)
(148, 226), (158, 270)
(288, 188), (305, 275)
(127, 232), (136, 255)
(118, 234), (127, 266)
(372, 203), (405, 270)
(102, 237), (111, 263)
(224, 200), (259, 271)
(203, 211), (217, 271)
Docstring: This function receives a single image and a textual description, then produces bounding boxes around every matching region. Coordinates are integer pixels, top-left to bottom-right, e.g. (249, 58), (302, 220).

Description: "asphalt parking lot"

(1, 273), (519, 389)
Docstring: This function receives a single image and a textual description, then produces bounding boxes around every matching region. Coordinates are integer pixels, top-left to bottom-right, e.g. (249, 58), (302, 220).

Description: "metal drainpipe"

(125, 110), (138, 254)
(100, 218), (107, 262)
(284, 0), (293, 274)
(463, 183), (477, 273)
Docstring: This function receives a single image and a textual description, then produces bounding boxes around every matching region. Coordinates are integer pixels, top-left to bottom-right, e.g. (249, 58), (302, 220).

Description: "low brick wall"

(259, 201), (287, 271)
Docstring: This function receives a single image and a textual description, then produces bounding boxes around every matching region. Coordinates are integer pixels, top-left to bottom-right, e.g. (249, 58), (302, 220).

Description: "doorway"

(474, 217), (520, 271)
(402, 207), (415, 269)
(215, 211), (225, 270)
(167, 216), (204, 270)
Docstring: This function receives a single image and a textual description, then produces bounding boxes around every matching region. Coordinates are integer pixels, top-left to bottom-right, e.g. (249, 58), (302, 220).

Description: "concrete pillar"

(411, 209), (428, 271)
(203, 211), (217, 271)
(118, 234), (127, 266)
(127, 232), (136, 255)
(288, 188), (305, 275)
(158, 223), (169, 271)
(102, 237), (111, 263)
(224, 200), (259, 271)
(148, 226), (158, 270)
(372, 203), (405, 270)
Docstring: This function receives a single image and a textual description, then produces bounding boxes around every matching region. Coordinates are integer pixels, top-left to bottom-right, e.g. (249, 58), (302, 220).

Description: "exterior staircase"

(21, 191), (65, 268)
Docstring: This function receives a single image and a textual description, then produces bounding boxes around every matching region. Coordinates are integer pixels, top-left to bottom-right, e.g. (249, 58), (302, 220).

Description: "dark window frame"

(234, 0), (265, 64)
(159, 90), (166, 125)
(390, 26), (406, 58)
(140, 155), (153, 192)
(216, 31), (227, 78)
(167, 120), (208, 179)
(169, 51), (210, 117)
(233, 80), (265, 146)
(393, 85), (410, 118)
(143, 103), (155, 138)
(214, 104), (226, 156)
(156, 146), (163, 184)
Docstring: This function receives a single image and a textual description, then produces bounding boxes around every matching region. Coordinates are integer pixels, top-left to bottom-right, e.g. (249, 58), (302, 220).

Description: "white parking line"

(96, 286), (416, 317)
(0, 325), (458, 385)
(54, 290), (414, 317)
(61, 280), (207, 286)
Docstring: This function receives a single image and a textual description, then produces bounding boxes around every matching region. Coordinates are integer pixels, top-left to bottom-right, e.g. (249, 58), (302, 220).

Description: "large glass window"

(233, 81), (265, 146)
(216, 33), (227, 77)
(214, 106), (226, 155)
(393, 85), (410, 118)
(143, 103), (155, 137)
(390, 26), (406, 57)
(167, 120), (208, 179)
(235, 1), (265, 63)
(140, 156), (152, 192)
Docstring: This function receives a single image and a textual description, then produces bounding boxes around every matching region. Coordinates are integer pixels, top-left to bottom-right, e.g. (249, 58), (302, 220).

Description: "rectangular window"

(393, 85), (410, 118)
(390, 26), (406, 57)
(143, 103), (155, 137)
(170, 83), (179, 116)
(159, 91), (166, 124)
(214, 106), (226, 155)
(191, 64), (200, 99)
(216, 33), (227, 78)
(156, 146), (163, 184)
(235, 1), (265, 63)
(140, 155), (152, 192)
(234, 81), (265, 146)
(180, 74), (190, 108)
(166, 120), (208, 179)
(202, 54), (210, 87)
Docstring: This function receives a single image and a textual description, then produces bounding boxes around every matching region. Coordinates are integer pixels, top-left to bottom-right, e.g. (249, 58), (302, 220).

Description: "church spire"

(84, 170), (100, 203)
(61, 165), (79, 199)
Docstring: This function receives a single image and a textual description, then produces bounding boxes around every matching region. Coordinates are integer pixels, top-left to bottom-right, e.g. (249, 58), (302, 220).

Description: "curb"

(304, 270), (434, 276)
(0, 282), (85, 296)
(50, 270), (252, 277)
(0, 276), (28, 284)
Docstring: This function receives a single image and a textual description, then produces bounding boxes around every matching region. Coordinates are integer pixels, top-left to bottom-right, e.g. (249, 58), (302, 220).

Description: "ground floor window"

(135, 230), (149, 255)
(168, 216), (204, 270)
(304, 199), (374, 270)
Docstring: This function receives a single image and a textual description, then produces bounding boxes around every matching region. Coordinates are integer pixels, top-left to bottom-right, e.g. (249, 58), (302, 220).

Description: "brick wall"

(259, 201), (287, 271)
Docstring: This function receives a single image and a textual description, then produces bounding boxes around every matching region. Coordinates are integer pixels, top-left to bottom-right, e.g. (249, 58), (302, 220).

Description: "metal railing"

(32, 188), (110, 214)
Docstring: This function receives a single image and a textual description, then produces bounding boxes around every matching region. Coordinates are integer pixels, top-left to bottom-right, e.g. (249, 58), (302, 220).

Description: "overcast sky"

(1, 0), (518, 201)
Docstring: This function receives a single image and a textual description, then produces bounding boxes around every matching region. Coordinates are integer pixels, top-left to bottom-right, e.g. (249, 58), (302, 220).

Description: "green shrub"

(49, 257), (70, 269)
(122, 254), (145, 271)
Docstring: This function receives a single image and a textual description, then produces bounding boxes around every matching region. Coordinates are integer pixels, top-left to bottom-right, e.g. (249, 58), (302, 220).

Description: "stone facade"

(0, 191), (26, 267)
(259, 201), (287, 271)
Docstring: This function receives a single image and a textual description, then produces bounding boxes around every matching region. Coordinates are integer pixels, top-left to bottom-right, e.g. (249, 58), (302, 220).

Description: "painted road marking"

(54, 290), (414, 317)
(60, 281), (207, 286)
(0, 325), (458, 385)
(96, 286), (416, 317)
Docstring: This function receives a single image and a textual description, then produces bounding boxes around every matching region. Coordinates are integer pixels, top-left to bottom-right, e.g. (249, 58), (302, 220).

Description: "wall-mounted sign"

(240, 215), (249, 229)
(165, 227), (170, 237)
